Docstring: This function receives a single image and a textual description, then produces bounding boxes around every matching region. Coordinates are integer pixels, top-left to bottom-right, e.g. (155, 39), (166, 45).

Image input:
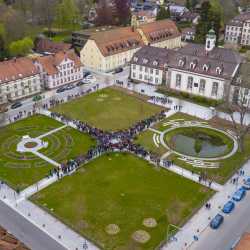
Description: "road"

(0, 200), (66, 250)
(192, 189), (250, 250)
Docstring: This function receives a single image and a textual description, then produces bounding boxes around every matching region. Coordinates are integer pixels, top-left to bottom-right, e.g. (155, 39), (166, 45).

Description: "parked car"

(56, 87), (66, 93)
(32, 95), (42, 102)
(83, 71), (91, 78)
(65, 84), (75, 91)
(222, 201), (235, 214)
(76, 81), (86, 87)
(210, 214), (224, 229)
(243, 177), (250, 190)
(232, 187), (246, 201)
(113, 67), (123, 74)
(11, 101), (22, 109)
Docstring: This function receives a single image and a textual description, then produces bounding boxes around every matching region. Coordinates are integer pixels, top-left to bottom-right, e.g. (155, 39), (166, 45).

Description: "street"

(0, 199), (66, 250)
(192, 187), (250, 250)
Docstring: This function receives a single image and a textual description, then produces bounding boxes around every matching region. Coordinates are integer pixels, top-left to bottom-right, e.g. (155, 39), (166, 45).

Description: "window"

(211, 82), (219, 96)
(144, 75), (148, 81)
(244, 89), (249, 96)
(132, 72), (136, 78)
(139, 66), (143, 71)
(155, 78), (159, 84)
(156, 70), (159, 75)
(139, 74), (142, 80)
(175, 74), (181, 88)
(132, 64), (136, 70)
(199, 79), (206, 93)
(187, 76), (193, 89)
(145, 67), (148, 73)
(150, 68), (153, 74)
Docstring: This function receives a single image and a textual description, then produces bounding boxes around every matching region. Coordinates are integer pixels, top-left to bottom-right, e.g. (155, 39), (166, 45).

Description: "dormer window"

(179, 59), (184, 67)
(153, 60), (158, 66)
(143, 58), (149, 64)
(190, 62), (196, 70)
(133, 57), (138, 62)
(203, 64), (209, 71)
(164, 63), (168, 69)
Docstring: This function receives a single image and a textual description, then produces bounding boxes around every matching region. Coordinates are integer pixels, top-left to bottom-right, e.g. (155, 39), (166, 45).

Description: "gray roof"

(227, 12), (250, 27)
(131, 44), (242, 80)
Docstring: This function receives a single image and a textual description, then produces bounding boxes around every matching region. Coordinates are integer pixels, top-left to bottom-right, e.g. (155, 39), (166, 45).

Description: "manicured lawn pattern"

(0, 115), (95, 190)
(51, 87), (163, 131)
(32, 153), (212, 250)
(152, 113), (250, 184)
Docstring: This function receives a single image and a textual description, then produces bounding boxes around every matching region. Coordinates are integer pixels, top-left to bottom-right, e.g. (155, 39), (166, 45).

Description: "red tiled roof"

(0, 57), (39, 85)
(36, 49), (82, 75)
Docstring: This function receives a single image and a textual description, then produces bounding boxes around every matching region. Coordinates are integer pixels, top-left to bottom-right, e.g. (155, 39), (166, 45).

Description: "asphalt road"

(0, 200), (66, 250)
(192, 188), (250, 250)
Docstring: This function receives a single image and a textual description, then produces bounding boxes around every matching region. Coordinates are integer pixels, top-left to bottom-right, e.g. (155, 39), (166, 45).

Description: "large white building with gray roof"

(131, 30), (243, 101)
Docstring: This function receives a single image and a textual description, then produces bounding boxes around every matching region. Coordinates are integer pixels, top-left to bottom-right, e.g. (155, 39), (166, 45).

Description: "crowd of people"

(48, 110), (171, 178)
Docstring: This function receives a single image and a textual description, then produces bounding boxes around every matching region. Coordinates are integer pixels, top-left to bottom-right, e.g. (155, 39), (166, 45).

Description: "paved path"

(32, 151), (61, 167)
(160, 162), (223, 192)
(163, 160), (250, 250)
(37, 124), (68, 139)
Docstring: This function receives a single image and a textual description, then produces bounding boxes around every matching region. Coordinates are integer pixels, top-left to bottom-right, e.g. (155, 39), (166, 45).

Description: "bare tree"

(226, 81), (250, 152)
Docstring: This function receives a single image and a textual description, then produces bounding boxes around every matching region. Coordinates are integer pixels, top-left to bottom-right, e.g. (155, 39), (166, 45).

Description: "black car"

(11, 101), (22, 109)
(56, 87), (65, 93)
(83, 71), (91, 78)
(113, 67), (123, 74)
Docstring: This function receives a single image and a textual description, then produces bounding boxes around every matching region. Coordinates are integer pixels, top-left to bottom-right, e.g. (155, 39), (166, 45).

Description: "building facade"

(131, 30), (243, 101)
(224, 12), (250, 45)
(0, 58), (42, 104)
(80, 19), (181, 72)
(35, 50), (83, 90)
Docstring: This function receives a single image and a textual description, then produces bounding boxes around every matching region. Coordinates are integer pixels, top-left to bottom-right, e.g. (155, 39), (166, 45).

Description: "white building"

(35, 50), (83, 90)
(131, 30), (243, 101)
(224, 12), (250, 45)
(0, 57), (42, 104)
(80, 19), (181, 72)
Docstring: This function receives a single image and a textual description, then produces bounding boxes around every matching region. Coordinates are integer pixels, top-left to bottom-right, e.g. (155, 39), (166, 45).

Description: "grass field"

(51, 88), (163, 131)
(151, 113), (250, 184)
(135, 130), (167, 157)
(32, 153), (212, 250)
(0, 115), (95, 190)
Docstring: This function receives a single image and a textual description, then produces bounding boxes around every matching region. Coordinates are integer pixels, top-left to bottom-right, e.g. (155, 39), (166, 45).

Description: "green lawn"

(135, 130), (167, 157)
(51, 88), (163, 131)
(0, 115), (95, 190)
(32, 153), (212, 250)
(150, 112), (250, 184)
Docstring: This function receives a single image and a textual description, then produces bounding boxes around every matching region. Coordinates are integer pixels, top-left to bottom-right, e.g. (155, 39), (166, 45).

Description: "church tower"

(205, 29), (216, 52)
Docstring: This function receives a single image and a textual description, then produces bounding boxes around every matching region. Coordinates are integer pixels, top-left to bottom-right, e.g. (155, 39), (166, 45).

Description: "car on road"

(10, 101), (22, 109)
(64, 84), (75, 91)
(76, 81), (86, 87)
(210, 214), (224, 229)
(113, 67), (123, 74)
(56, 87), (66, 93)
(232, 187), (246, 201)
(222, 200), (235, 214)
(83, 71), (91, 78)
(243, 177), (250, 190)
(32, 95), (42, 102)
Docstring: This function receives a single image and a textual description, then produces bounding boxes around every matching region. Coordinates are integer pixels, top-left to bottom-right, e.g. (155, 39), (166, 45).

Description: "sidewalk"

(163, 160), (250, 250)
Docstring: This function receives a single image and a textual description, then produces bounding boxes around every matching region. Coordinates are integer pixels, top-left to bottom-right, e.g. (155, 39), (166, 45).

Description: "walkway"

(37, 124), (67, 139)
(160, 162), (223, 192)
(32, 151), (61, 167)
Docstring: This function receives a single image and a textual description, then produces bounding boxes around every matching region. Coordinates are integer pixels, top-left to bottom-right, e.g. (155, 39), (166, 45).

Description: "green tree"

(186, 0), (190, 9)
(156, 6), (170, 20)
(55, 0), (80, 30)
(195, 1), (221, 44)
(9, 36), (33, 57)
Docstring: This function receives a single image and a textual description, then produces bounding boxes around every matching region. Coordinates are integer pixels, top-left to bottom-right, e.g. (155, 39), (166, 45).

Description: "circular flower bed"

(24, 142), (38, 149)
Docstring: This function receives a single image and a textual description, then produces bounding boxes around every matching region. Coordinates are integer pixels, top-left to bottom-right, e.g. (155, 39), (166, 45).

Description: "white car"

(84, 75), (96, 83)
